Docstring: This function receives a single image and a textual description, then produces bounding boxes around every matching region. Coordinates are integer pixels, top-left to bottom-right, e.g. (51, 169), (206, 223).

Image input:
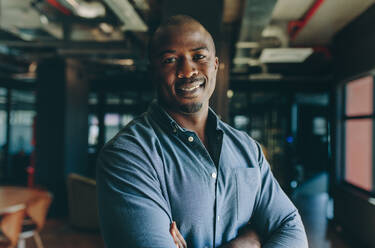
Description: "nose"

(177, 58), (198, 78)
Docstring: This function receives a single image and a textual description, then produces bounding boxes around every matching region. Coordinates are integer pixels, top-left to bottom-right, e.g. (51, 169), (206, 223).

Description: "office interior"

(0, 0), (374, 247)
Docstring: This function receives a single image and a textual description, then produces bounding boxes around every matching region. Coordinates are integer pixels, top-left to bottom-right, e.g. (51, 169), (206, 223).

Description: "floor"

(23, 193), (359, 248)
(24, 220), (105, 248)
(294, 193), (356, 248)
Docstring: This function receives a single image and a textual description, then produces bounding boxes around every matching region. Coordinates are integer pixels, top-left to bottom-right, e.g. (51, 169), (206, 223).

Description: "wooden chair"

(0, 206), (26, 248)
(17, 192), (52, 248)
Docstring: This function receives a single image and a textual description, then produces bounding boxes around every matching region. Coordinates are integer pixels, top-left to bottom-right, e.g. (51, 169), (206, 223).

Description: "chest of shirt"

(154, 129), (261, 245)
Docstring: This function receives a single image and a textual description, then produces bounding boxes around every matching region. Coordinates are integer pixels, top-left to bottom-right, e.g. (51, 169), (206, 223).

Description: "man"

(97, 15), (308, 248)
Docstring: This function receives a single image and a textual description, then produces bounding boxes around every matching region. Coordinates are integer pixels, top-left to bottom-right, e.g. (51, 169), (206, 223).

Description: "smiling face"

(149, 21), (218, 115)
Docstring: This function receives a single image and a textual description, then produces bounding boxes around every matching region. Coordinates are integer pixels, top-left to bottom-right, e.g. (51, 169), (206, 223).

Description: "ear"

(214, 57), (219, 71)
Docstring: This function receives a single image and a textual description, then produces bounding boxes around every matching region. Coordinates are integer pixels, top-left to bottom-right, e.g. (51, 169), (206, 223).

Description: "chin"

(179, 102), (203, 114)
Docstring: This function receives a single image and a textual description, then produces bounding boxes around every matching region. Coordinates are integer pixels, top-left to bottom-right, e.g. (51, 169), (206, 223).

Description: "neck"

(166, 104), (209, 146)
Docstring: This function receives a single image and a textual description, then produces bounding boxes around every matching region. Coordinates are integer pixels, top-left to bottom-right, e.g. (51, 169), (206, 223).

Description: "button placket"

(188, 136), (194, 142)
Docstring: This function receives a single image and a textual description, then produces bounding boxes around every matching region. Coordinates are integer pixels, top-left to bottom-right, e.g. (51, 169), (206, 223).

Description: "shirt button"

(172, 128), (177, 133)
(188, 136), (194, 142)
(211, 172), (217, 179)
(217, 215), (220, 221)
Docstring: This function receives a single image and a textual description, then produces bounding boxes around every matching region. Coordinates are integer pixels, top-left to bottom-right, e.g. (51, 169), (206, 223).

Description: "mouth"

(175, 78), (205, 97)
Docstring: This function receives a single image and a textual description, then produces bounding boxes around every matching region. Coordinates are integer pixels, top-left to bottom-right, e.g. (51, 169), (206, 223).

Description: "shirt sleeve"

(250, 141), (308, 248)
(96, 141), (177, 248)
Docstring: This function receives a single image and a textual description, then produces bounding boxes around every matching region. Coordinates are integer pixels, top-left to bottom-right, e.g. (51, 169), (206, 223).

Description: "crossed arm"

(170, 221), (261, 248)
(97, 141), (307, 248)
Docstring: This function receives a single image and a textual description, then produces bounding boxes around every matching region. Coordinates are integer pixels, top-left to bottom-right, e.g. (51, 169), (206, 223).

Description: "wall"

(332, 4), (375, 246)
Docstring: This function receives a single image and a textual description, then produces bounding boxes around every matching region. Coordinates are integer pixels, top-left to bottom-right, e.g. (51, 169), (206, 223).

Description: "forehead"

(152, 23), (215, 55)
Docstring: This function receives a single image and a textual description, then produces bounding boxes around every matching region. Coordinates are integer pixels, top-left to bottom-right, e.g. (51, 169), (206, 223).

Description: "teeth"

(181, 85), (201, 91)
(178, 80), (204, 92)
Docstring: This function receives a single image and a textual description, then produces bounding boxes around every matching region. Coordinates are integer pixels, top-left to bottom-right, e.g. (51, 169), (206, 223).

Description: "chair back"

(67, 173), (99, 230)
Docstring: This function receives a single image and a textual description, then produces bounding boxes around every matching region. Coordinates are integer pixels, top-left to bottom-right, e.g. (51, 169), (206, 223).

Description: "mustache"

(176, 77), (205, 85)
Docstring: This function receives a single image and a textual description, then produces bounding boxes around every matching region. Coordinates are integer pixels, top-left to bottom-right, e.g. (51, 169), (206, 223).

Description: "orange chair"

(16, 192), (52, 248)
(0, 206), (26, 248)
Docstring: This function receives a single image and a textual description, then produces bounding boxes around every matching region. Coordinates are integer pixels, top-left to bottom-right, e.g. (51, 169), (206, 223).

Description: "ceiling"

(233, 0), (375, 76)
(0, 0), (374, 81)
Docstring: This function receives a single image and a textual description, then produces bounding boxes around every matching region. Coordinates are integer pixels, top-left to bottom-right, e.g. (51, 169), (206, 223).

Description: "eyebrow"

(191, 46), (209, 52)
(158, 50), (176, 56)
(158, 46), (209, 57)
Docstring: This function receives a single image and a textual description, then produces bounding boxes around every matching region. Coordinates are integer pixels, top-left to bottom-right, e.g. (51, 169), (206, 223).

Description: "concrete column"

(35, 58), (88, 216)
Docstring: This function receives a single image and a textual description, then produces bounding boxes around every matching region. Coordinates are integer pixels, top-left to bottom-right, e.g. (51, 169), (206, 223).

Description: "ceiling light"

(259, 48), (313, 63)
(233, 58), (261, 66)
(227, 90), (234, 98)
(65, 0), (106, 19)
(40, 15), (49, 25)
(249, 73), (282, 80)
(236, 42), (259, 49)
(117, 59), (134, 66)
(99, 23), (114, 34)
(29, 62), (38, 73)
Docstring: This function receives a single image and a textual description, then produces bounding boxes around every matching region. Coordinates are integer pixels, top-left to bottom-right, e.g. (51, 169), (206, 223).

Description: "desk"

(0, 187), (52, 247)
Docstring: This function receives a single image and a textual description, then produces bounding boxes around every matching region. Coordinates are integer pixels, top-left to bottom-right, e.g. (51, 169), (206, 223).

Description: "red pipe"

(288, 0), (325, 40)
(47, 0), (71, 16)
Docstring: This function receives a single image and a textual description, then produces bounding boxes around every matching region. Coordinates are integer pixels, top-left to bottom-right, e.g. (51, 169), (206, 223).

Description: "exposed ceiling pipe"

(288, 0), (325, 41)
(60, 0), (106, 19)
(103, 0), (147, 31)
(238, 0), (278, 42)
(234, 0), (278, 67)
(46, 0), (72, 16)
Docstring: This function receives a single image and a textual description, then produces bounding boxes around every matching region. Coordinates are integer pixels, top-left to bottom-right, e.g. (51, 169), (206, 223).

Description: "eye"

(193, 54), (206, 60)
(162, 57), (177, 64)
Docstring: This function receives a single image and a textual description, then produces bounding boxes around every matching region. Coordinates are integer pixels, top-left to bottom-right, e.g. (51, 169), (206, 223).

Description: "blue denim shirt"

(97, 100), (308, 248)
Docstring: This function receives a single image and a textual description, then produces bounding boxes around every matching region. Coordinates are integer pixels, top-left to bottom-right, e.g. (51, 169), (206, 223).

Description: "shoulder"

(106, 113), (153, 148)
(97, 112), (162, 170)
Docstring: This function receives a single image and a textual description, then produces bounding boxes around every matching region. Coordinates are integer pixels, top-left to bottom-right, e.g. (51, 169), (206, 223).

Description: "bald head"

(148, 15), (216, 59)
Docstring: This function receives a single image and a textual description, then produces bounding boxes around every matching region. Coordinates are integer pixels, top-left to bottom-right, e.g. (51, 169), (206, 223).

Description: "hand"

(170, 221), (187, 248)
(221, 228), (261, 248)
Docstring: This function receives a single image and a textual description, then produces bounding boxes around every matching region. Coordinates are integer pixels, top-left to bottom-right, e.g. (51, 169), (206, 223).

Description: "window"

(342, 75), (374, 192)
(0, 89), (36, 184)
(9, 90), (36, 154)
(88, 114), (99, 146)
(105, 113), (120, 142)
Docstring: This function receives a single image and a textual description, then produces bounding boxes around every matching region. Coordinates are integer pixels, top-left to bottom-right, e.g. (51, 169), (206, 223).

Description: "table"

(0, 187), (52, 247)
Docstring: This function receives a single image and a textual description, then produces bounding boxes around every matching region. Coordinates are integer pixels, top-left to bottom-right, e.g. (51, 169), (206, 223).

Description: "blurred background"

(0, 0), (374, 247)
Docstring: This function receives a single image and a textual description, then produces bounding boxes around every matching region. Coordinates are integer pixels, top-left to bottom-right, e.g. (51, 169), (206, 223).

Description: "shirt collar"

(148, 99), (223, 133)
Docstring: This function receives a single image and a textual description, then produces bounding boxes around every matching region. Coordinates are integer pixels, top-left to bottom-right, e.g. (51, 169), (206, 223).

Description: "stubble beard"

(179, 102), (203, 114)
(157, 87), (204, 114)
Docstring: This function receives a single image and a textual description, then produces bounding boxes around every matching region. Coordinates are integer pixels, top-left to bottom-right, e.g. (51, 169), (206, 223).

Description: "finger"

(170, 222), (181, 247)
(170, 223), (178, 242)
(170, 222), (184, 248)
(172, 222), (187, 248)
(172, 222), (184, 248)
